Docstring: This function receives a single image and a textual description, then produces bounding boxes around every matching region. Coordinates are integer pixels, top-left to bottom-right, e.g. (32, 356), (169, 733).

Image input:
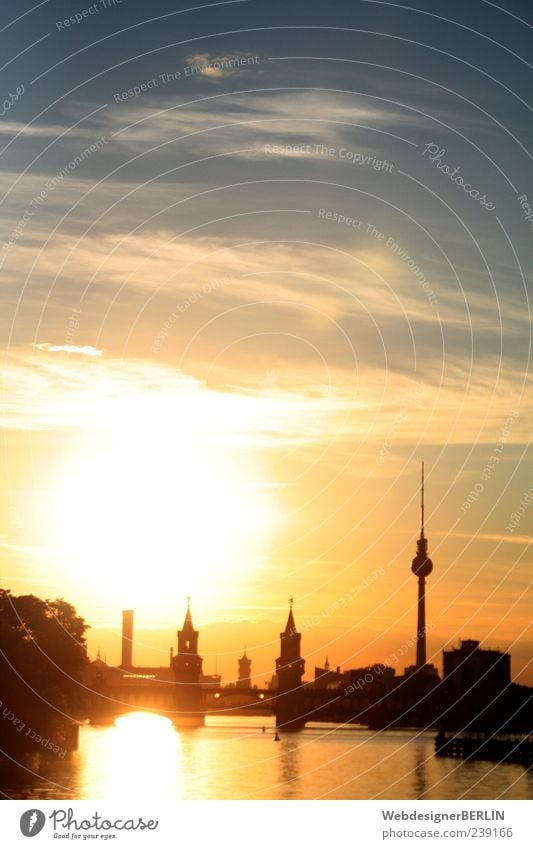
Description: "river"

(1, 714), (531, 800)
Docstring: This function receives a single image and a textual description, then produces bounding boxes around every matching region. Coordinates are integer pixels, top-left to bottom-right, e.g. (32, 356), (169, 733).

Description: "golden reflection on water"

(80, 712), (183, 799)
(68, 716), (532, 801)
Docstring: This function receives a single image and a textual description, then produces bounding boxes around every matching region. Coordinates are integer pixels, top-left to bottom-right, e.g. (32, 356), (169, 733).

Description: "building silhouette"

(237, 650), (252, 689)
(275, 599), (306, 730)
(79, 462), (530, 747)
(443, 639), (510, 692)
(411, 462), (434, 669)
(313, 657), (344, 689)
(81, 598), (531, 749)
(173, 599), (202, 682)
(170, 599), (206, 723)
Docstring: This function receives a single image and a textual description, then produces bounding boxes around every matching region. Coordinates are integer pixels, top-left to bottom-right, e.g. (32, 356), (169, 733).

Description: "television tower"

(411, 462), (433, 667)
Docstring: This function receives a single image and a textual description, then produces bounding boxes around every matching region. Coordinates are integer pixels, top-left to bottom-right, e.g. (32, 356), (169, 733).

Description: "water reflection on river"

(1, 714), (531, 800)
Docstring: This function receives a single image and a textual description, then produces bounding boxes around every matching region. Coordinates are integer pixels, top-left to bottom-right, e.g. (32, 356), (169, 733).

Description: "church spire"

(177, 597), (199, 656)
(182, 596), (194, 630)
(284, 597), (296, 634)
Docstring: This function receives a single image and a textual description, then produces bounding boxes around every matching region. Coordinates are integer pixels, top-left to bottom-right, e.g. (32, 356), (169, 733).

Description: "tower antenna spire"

(421, 460), (425, 539)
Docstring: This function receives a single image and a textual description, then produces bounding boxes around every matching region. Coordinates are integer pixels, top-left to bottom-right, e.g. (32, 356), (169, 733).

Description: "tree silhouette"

(0, 589), (89, 754)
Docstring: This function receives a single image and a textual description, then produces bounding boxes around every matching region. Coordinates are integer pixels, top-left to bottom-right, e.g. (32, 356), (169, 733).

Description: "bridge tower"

(171, 598), (204, 725)
(275, 599), (306, 730)
(238, 650), (252, 689)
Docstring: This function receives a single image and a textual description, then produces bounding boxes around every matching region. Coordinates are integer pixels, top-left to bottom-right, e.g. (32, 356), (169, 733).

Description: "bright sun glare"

(84, 712), (182, 799)
(41, 390), (281, 610)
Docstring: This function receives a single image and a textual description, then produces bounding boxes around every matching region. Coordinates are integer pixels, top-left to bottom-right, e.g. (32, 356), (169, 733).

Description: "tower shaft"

(416, 576), (427, 667)
(171, 600), (204, 725)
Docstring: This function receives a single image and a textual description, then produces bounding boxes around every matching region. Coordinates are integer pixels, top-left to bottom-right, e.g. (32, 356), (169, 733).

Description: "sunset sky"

(0, 0), (531, 686)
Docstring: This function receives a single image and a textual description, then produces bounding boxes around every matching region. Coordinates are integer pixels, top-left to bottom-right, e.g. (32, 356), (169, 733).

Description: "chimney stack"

(121, 609), (134, 670)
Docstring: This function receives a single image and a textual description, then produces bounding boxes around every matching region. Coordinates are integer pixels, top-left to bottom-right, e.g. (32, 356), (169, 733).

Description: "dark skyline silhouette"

(0, 0), (531, 805)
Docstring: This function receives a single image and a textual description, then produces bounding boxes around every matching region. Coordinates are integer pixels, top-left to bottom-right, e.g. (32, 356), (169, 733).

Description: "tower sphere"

(411, 549), (433, 577)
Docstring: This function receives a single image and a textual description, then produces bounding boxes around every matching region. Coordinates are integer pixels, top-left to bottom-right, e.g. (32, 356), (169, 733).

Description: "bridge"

(85, 601), (444, 730)
(87, 600), (313, 729)
(86, 673), (440, 730)
(87, 680), (275, 721)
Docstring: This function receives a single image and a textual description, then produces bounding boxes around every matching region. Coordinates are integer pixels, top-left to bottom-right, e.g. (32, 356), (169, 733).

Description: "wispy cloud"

(183, 52), (263, 82)
(1, 347), (530, 458)
(32, 343), (103, 357)
(0, 349), (348, 439)
(435, 530), (532, 547)
(107, 89), (418, 151)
